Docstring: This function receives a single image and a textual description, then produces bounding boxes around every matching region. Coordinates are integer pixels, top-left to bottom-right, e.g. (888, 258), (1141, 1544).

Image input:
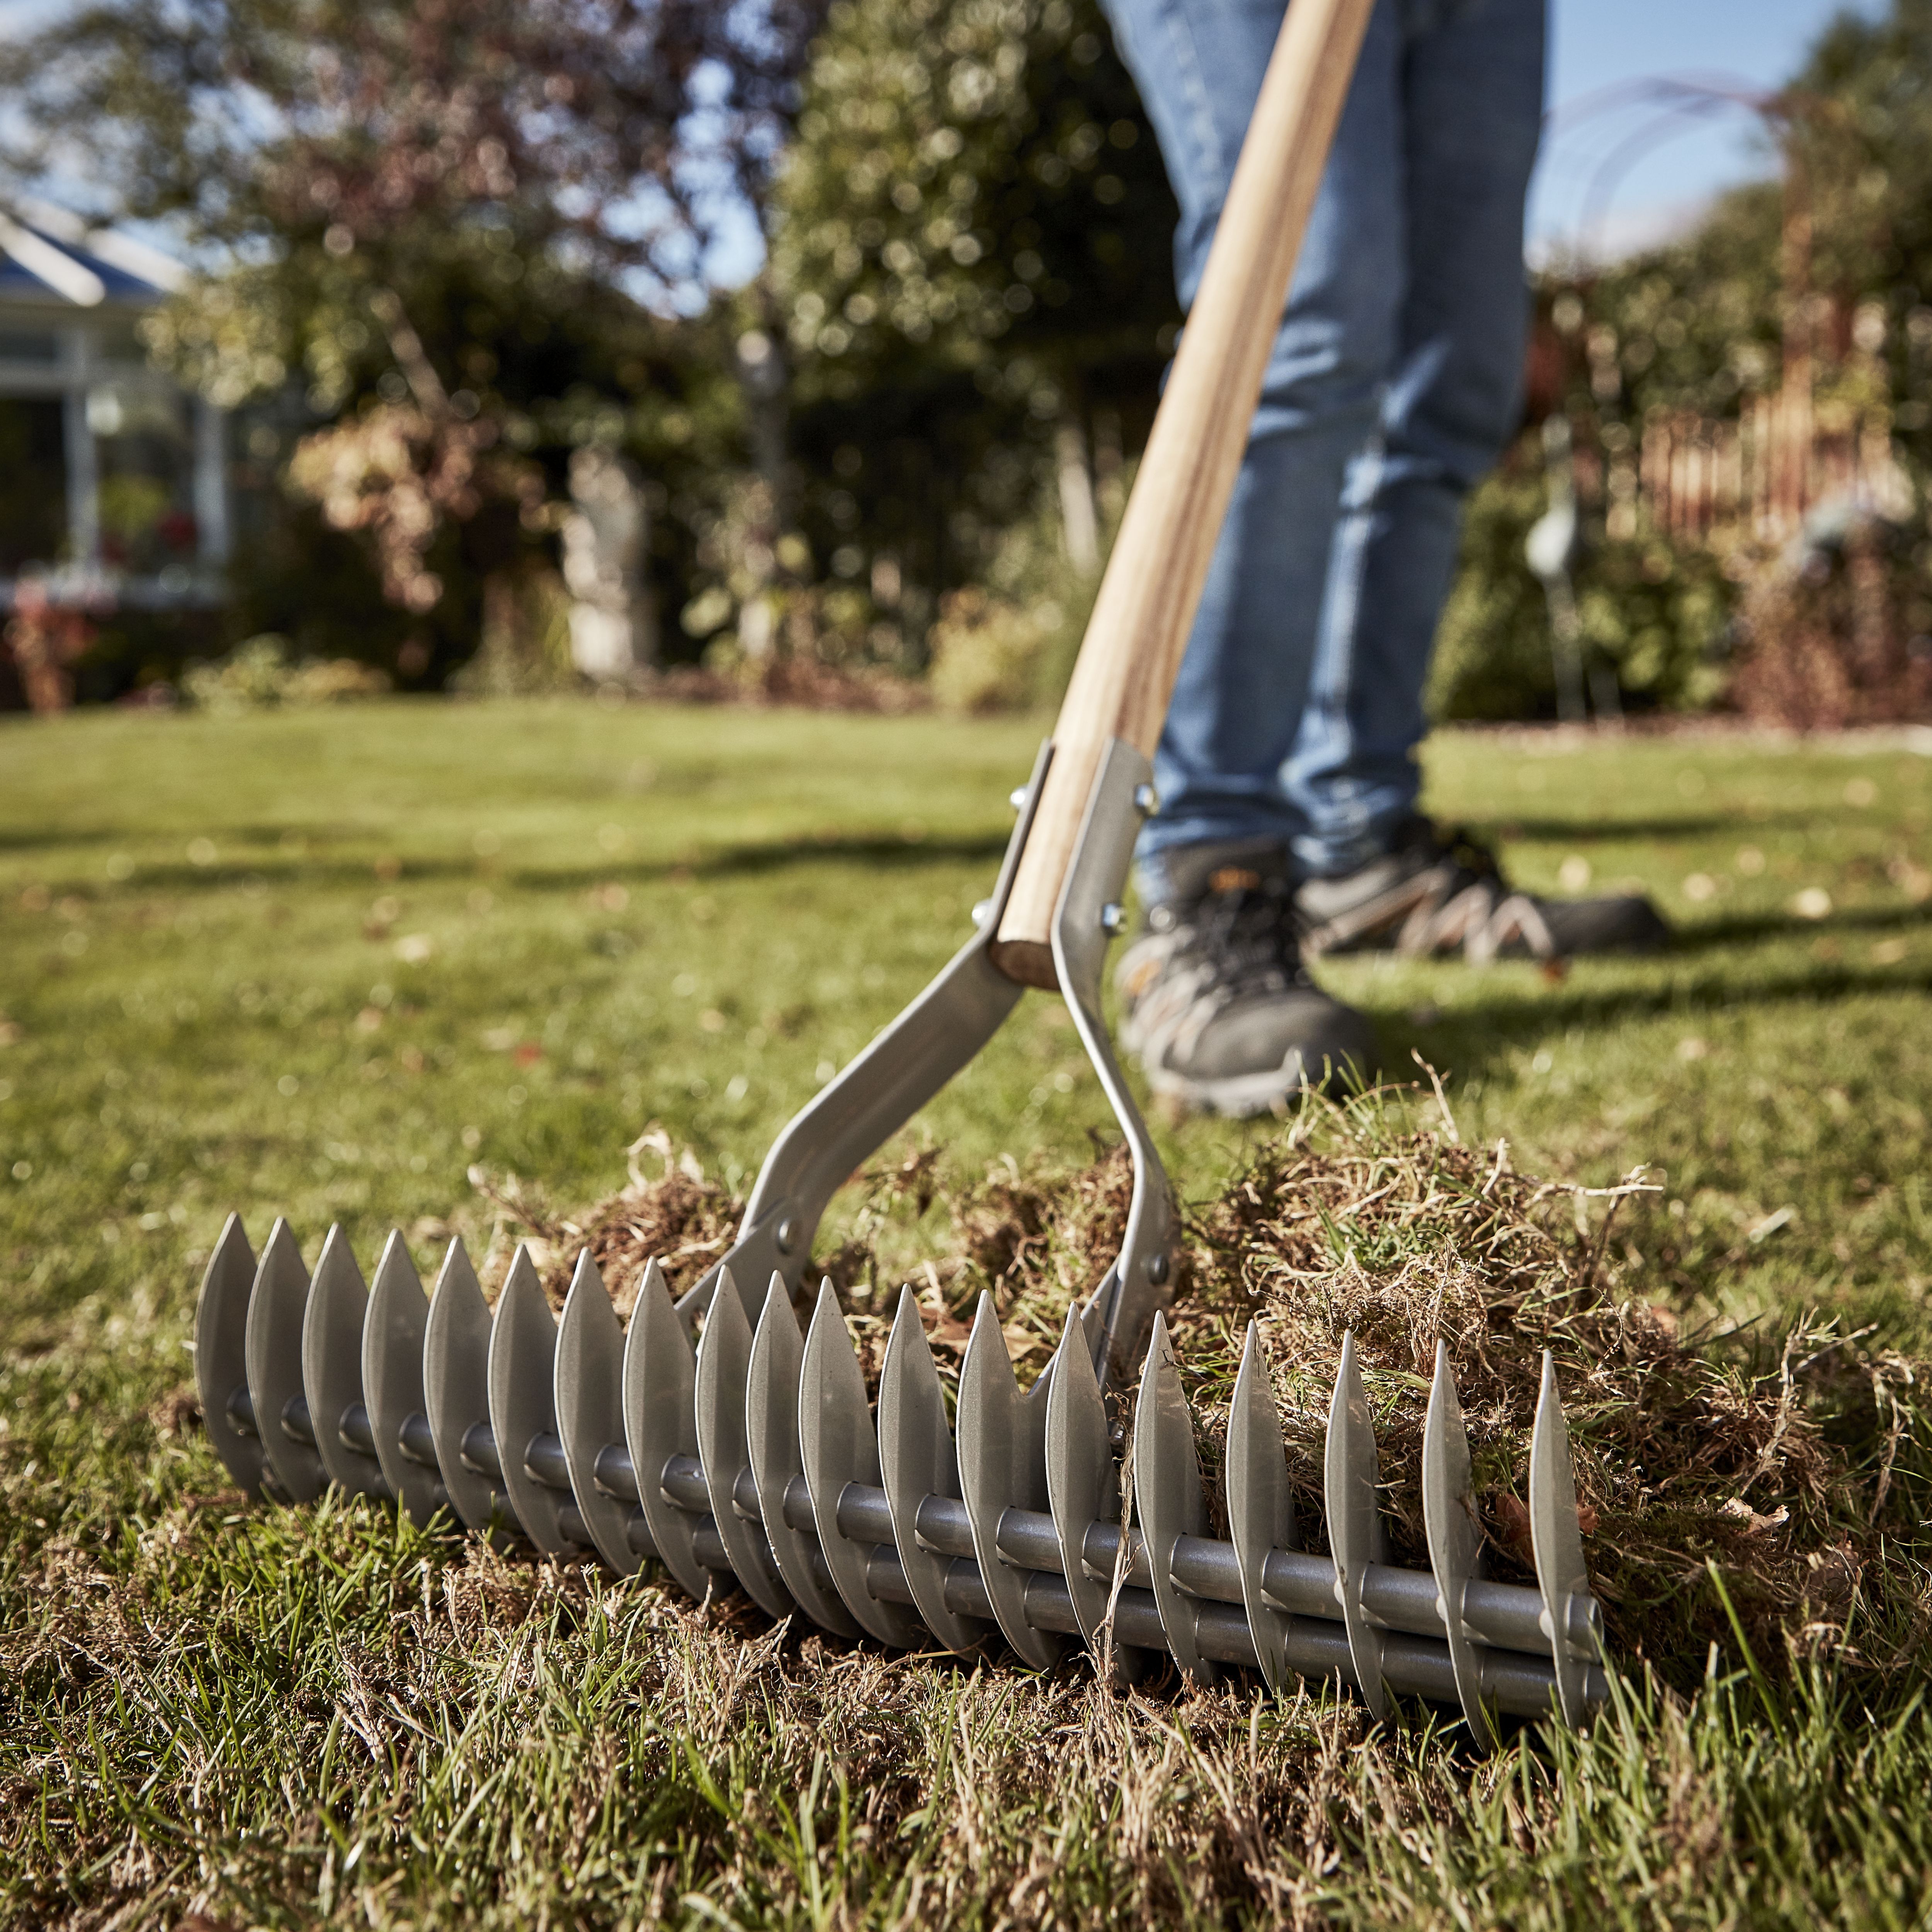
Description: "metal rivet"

(1009, 786), (1028, 811)
(1133, 783), (1159, 816)
(1148, 1252), (1169, 1285)
(775, 1217), (797, 1256)
(971, 899), (993, 926)
(1100, 902), (1124, 935)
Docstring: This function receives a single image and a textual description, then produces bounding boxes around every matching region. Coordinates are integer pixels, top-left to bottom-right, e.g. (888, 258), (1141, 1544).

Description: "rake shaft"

(196, 1216), (1610, 1741)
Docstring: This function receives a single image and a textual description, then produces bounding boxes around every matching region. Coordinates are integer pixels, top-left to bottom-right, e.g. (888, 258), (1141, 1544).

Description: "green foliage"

(149, 254), (749, 685)
(1575, 535), (1735, 709)
(0, 0), (817, 306)
(0, 0), (811, 687)
(451, 569), (579, 698)
(1559, 0), (1932, 441)
(179, 634), (392, 710)
(771, 0), (1176, 396)
(1793, 0), (1932, 461)
(927, 584), (1063, 712)
(1575, 183), (1788, 423)
(1433, 0), (1932, 723)
(769, 0), (1177, 655)
(137, 269), (745, 687)
(926, 456), (1134, 709)
(1430, 440), (1734, 723)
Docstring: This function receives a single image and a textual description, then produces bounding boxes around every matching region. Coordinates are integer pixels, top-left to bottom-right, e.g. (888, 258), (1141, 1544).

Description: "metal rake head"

(193, 738), (1607, 1736)
(196, 1204), (1609, 1742)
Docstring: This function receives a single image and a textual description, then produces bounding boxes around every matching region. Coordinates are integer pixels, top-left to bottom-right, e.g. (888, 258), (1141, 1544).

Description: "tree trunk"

(1055, 413), (1100, 578)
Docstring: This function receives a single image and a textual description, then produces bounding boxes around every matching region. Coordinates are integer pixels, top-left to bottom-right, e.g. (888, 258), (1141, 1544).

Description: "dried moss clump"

(486, 1106), (1932, 1692)
(469, 1128), (745, 1318)
(1172, 1122), (1926, 1687)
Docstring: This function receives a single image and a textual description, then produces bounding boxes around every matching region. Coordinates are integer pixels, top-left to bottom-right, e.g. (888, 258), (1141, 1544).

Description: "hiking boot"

(1116, 839), (1377, 1116)
(1294, 815), (1670, 964)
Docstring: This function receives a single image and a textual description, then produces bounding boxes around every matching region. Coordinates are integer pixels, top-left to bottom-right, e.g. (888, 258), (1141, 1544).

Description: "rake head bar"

(197, 1207), (1609, 1743)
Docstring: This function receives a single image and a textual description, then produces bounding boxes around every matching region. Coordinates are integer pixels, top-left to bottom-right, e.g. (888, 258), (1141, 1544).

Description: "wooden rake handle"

(990, 0), (1377, 990)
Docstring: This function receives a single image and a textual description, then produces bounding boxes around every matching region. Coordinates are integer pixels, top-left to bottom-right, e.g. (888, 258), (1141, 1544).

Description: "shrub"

(1731, 512), (1932, 727)
(927, 587), (1056, 713)
(1429, 438), (1734, 722)
(451, 570), (579, 697)
(179, 635), (391, 711)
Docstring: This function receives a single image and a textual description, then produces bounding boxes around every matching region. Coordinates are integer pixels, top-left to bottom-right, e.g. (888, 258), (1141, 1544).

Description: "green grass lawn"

(3, 699), (1930, 1928)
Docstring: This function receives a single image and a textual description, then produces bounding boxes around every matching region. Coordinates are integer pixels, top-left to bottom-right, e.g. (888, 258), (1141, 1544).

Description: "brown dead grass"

(1165, 1124), (1923, 1682)
(472, 1103), (1932, 1694)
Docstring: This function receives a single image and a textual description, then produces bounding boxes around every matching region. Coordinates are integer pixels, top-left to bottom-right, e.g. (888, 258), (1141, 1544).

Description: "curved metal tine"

(1044, 1299), (1148, 1683)
(556, 1251), (648, 1577)
(694, 1266), (797, 1619)
(487, 1245), (583, 1557)
(956, 1293), (1066, 1669)
(1530, 1352), (1600, 1729)
(1326, 1331), (1390, 1719)
(746, 1273), (861, 1637)
(195, 1214), (268, 1498)
(879, 1284), (991, 1656)
(623, 1257), (721, 1601)
(676, 742), (1052, 1325)
(363, 1232), (442, 1527)
(244, 1219), (327, 1503)
(301, 1226), (389, 1501)
(1133, 1311), (1214, 1685)
(1226, 1321), (1301, 1696)
(1421, 1341), (1497, 1750)
(800, 1280), (924, 1647)
(423, 1237), (511, 1539)
(1048, 738), (1173, 1386)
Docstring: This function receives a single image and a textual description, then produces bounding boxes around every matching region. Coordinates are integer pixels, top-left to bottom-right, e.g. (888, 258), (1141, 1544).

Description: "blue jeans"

(1102, 0), (1546, 889)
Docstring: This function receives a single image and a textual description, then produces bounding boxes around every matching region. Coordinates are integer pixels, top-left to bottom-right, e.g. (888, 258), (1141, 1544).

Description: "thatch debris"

(470, 1102), (1931, 1690)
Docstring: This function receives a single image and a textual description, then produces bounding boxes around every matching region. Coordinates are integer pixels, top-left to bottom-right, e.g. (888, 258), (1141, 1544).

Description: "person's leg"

(1099, 0), (1408, 896)
(1283, 0), (1546, 877)
(1282, 0), (1665, 960)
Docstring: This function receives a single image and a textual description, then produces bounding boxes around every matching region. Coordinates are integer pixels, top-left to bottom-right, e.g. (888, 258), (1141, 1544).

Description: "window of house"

(0, 396), (68, 573)
(89, 385), (197, 577)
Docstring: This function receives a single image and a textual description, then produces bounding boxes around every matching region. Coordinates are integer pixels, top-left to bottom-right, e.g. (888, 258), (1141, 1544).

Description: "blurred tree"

(1787, 0), (1932, 464)
(0, 0), (823, 682)
(772, 0), (1176, 397)
(0, 0), (820, 315)
(1551, 0), (1932, 442)
(759, 0), (1179, 672)
(1566, 186), (1787, 425)
(1435, 0), (1932, 722)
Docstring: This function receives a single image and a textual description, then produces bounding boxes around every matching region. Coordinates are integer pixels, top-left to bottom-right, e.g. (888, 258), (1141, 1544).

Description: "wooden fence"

(1623, 390), (1911, 548)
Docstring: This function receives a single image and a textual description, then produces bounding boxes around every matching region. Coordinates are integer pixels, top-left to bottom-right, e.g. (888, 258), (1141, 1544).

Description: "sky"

(1529, 0), (1887, 260)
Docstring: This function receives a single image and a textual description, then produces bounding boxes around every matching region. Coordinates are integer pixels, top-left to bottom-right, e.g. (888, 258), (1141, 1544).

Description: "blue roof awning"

(0, 205), (183, 308)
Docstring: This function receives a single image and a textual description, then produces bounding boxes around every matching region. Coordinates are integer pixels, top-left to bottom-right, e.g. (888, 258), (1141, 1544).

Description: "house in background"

(0, 199), (226, 612)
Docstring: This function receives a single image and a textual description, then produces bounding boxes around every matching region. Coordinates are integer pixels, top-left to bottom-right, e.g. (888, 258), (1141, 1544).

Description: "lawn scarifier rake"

(191, 0), (1610, 1740)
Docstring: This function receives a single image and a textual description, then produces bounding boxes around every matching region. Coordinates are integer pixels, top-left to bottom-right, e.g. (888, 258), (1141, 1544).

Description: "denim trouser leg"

(1102, 0), (1545, 894)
